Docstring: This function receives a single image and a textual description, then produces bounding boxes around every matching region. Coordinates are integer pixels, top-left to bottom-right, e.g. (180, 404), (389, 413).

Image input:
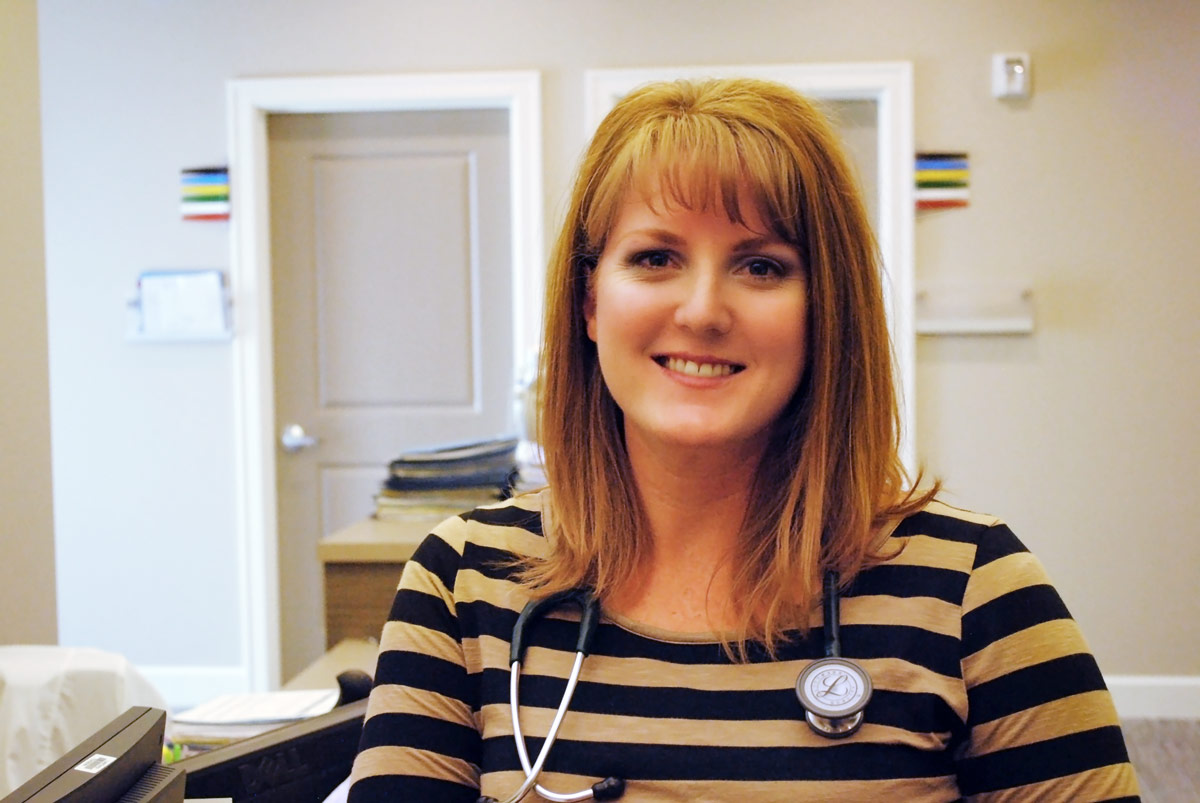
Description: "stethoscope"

(478, 573), (872, 803)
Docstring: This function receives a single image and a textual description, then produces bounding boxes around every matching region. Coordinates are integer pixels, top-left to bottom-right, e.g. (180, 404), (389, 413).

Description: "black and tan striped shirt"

(348, 491), (1139, 801)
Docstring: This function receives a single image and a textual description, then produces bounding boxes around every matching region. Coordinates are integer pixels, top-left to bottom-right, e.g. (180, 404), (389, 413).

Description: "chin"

(651, 424), (768, 454)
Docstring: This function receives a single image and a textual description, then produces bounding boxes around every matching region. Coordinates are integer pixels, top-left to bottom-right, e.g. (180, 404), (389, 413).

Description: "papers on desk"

(170, 689), (339, 752)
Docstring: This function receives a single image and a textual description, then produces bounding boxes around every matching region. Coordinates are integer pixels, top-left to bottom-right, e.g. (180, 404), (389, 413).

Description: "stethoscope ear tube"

(510, 588), (599, 664)
(575, 590), (602, 655)
(590, 776), (626, 799)
(478, 775), (624, 803)
(495, 590), (617, 803)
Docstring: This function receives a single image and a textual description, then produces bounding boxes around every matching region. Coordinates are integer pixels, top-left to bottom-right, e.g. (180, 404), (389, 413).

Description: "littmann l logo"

(811, 667), (858, 707)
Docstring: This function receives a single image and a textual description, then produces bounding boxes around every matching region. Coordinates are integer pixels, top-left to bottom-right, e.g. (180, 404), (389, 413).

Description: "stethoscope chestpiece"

(795, 656), (872, 739)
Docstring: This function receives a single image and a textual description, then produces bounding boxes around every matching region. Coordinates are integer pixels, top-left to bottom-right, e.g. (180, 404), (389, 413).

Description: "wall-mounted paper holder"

(126, 269), (233, 342)
(915, 282), (1035, 336)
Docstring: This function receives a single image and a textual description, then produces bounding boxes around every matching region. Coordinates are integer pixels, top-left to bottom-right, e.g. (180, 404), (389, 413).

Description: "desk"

(283, 639), (379, 691)
(317, 517), (433, 649)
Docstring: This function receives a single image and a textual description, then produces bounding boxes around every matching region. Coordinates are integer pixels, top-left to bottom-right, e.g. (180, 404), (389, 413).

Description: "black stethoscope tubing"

(478, 573), (872, 803)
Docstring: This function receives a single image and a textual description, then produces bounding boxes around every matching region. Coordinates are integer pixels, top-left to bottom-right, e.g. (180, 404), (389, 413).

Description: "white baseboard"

(139, 664), (250, 711)
(1106, 675), (1200, 719)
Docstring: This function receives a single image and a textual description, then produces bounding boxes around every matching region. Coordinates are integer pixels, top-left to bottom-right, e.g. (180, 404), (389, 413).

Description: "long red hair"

(523, 78), (935, 656)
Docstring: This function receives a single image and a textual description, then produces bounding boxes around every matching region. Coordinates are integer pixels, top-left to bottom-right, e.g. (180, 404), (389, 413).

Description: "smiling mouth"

(654, 356), (745, 378)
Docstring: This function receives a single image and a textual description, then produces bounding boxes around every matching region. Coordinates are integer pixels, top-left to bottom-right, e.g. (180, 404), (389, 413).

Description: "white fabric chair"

(0, 645), (168, 795)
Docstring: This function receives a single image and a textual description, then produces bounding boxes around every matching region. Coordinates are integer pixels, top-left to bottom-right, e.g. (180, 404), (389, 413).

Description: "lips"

(654, 355), (746, 378)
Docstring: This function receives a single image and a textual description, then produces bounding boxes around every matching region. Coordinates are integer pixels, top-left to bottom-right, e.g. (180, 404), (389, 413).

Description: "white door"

(267, 109), (514, 680)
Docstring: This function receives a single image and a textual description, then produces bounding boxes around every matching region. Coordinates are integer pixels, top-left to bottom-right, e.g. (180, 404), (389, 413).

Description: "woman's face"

(585, 183), (809, 457)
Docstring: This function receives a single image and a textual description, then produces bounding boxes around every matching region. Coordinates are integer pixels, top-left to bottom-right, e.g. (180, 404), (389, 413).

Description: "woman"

(348, 78), (1139, 802)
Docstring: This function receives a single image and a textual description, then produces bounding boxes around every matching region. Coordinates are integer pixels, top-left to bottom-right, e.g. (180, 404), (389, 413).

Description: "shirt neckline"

(602, 608), (731, 644)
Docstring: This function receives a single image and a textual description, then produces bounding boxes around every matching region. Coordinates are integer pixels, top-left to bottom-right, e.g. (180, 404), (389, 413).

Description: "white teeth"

(666, 357), (733, 377)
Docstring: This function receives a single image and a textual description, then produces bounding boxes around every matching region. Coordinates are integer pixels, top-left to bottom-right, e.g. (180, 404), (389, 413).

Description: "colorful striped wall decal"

(181, 166), (230, 220)
(916, 152), (969, 210)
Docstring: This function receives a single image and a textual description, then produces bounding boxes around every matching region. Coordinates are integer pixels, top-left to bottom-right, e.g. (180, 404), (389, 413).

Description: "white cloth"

(0, 646), (168, 795)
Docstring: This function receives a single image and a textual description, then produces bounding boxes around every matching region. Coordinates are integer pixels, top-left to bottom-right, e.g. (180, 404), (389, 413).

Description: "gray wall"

(1, 0), (56, 645)
(29, 0), (1200, 695)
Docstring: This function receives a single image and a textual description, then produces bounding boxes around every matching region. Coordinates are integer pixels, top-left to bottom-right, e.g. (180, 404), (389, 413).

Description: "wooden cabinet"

(317, 517), (433, 649)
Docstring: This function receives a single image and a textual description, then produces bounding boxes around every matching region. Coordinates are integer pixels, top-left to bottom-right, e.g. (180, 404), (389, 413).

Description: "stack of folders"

(374, 437), (519, 523)
(169, 689), (340, 757)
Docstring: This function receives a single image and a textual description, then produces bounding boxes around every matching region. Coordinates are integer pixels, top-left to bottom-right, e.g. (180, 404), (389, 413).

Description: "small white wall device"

(992, 52), (1032, 99)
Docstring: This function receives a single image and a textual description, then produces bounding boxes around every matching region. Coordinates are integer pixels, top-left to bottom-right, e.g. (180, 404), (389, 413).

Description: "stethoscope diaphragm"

(795, 655), (873, 738)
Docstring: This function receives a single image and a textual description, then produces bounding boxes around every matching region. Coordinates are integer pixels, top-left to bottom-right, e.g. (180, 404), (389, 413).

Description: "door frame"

(226, 71), (543, 690)
(585, 63), (916, 469)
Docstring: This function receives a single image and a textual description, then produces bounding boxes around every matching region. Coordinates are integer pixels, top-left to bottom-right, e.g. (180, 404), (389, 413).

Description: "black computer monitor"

(176, 698), (366, 803)
(3, 706), (183, 803)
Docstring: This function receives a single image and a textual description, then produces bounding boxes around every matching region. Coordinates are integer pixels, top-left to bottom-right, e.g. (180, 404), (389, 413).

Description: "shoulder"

(893, 498), (1004, 543)
(870, 498), (1051, 617)
(404, 489), (550, 589)
(888, 498), (1071, 641)
(889, 498), (1029, 570)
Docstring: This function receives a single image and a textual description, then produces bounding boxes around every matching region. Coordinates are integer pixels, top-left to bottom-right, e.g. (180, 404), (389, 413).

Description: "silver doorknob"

(280, 423), (319, 452)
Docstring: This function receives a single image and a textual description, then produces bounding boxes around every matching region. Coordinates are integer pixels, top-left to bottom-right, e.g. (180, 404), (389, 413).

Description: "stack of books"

(374, 437), (519, 523)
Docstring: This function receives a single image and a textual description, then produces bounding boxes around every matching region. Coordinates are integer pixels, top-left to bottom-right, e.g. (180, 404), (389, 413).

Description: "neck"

(626, 434), (763, 550)
(608, 430), (767, 631)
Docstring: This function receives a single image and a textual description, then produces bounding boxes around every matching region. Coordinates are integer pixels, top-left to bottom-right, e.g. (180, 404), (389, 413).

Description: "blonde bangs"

(581, 110), (806, 253)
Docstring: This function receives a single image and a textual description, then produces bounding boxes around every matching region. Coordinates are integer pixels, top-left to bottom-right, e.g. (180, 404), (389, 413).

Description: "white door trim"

(585, 63), (916, 469)
(226, 71), (543, 690)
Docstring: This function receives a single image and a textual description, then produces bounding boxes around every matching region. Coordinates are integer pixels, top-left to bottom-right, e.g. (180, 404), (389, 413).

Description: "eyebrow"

(620, 228), (685, 246)
(620, 228), (795, 254)
(732, 236), (795, 254)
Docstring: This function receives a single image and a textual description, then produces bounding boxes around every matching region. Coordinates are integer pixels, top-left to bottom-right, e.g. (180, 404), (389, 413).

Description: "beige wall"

(30, 0), (1200, 685)
(909, 2), (1200, 674)
(0, 0), (56, 643)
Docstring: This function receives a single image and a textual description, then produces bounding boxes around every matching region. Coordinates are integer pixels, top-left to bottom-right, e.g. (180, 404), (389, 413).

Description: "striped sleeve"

(347, 523), (483, 803)
(955, 523), (1140, 801)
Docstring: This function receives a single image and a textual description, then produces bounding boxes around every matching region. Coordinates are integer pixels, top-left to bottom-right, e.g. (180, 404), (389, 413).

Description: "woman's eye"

(631, 250), (672, 269)
(744, 258), (784, 278)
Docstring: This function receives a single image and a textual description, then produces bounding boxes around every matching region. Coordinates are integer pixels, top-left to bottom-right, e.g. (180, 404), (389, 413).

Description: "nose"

(673, 269), (732, 335)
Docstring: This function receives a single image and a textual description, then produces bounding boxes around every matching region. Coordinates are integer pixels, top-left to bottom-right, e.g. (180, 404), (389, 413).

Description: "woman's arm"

(954, 523), (1140, 801)
(347, 530), (483, 802)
